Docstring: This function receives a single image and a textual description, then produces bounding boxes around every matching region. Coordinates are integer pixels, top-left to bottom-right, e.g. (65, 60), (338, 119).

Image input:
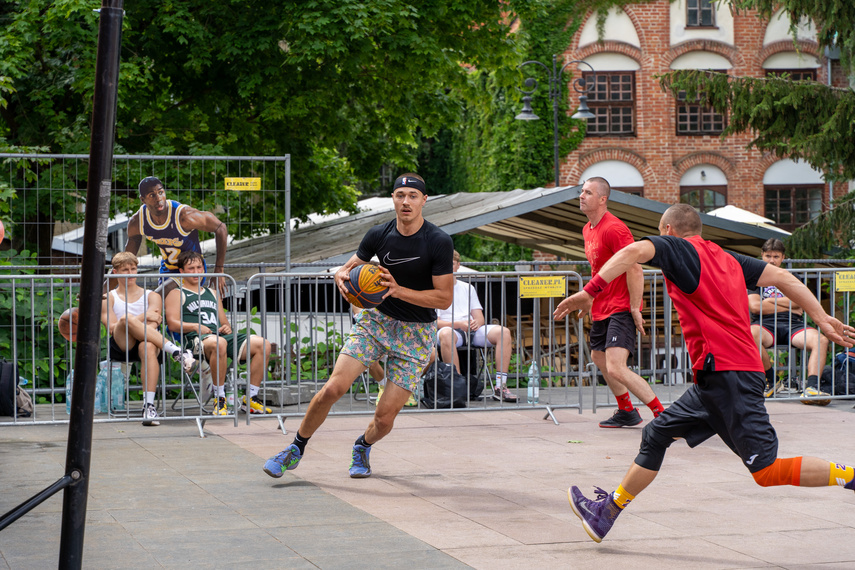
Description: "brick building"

(555, 1), (851, 232)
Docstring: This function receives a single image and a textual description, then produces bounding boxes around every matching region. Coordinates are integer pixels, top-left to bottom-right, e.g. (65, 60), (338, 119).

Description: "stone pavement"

(2, 400), (855, 569)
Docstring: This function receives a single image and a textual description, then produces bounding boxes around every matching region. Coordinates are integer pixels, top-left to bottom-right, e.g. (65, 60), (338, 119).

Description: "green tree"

(0, 0), (548, 261)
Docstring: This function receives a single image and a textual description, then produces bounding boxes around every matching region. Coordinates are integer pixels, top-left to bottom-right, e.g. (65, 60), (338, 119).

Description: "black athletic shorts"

(108, 337), (163, 365)
(590, 311), (637, 354)
(645, 369), (779, 473)
(754, 315), (807, 345)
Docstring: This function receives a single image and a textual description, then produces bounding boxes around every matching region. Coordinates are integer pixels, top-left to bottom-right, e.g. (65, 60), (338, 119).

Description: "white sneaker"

(173, 349), (196, 374)
(199, 360), (214, 402)
(142, 403), (160, 426)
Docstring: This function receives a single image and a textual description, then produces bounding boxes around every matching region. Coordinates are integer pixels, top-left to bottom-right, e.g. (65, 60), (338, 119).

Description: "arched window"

(679, 165), (727, 213)
(580, 160), (644, 196)
(763, 159), (824, 231)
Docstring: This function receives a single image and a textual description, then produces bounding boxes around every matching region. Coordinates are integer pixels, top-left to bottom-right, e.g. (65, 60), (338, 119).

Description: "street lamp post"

(516, 54), (595, 188)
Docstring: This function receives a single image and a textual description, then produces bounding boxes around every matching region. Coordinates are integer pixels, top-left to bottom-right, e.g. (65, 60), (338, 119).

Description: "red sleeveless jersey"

(663, 236), (764, 373)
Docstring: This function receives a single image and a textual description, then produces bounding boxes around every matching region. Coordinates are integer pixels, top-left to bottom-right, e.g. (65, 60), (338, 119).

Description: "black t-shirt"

(356, 219), (453, 322)
(643, 236), (767, 293)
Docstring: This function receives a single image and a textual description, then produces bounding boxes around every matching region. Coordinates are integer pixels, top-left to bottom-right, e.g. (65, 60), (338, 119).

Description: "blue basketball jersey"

(138, 200), (202, 272)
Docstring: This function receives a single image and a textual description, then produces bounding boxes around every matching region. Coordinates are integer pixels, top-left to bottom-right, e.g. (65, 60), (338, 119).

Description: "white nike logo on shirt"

(383, 252), (420, 265)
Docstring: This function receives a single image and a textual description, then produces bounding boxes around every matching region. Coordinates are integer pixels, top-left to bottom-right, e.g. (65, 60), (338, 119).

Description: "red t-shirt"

(583, 211), (635, 321)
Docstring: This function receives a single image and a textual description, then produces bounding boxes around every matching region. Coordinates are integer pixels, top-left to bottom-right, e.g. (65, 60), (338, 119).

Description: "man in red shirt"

(554, 204), (855, 543)
(578, 177), (664, 427)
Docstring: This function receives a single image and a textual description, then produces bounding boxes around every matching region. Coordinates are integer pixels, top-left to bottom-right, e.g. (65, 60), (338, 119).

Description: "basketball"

(343, 264), (388, 309)
(58, 307), (79, 342)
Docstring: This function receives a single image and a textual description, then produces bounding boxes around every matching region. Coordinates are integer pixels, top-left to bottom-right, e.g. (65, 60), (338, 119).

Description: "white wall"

(578, 7), (640, 48)
(680, 164), (727, 186)
(580, 160), (645, 187)
(670, 0), (735, 46)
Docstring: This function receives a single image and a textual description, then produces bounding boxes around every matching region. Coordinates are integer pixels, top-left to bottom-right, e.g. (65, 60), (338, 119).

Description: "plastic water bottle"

(527, 362), (540, 404)
(110, 363), (125, 412)
(66, 371), (74, 415)
(94, 369), (105, 414)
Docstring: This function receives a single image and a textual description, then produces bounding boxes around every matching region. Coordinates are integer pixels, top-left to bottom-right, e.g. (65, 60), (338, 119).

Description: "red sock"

(647, 397), (664, 417)
(616, 392), (634, 411)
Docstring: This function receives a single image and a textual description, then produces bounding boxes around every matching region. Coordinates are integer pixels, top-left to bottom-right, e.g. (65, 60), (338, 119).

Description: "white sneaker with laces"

(142, 403), (160, 426)
(173, 349), (197, 374)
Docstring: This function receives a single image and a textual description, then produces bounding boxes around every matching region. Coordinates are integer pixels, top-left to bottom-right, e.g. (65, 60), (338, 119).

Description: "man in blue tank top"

(124, 176), (229, 295)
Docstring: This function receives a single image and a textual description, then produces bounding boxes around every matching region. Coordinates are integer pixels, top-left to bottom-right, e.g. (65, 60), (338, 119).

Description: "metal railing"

(3, 266), (854, 429)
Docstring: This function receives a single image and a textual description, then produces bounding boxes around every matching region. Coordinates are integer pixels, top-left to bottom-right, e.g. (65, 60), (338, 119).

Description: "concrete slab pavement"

(2, 400), (854, 569)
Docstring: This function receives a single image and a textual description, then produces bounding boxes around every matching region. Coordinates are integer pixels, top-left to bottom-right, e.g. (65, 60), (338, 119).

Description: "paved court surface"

(2, 400), (854, 569)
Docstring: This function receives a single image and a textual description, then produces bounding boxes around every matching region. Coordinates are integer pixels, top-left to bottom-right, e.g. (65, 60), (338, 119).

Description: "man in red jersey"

(577, 177), (663, 428)
(554, 204), (855, 543)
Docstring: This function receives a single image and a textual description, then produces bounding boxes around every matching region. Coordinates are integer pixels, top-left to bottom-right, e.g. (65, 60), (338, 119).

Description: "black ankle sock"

(806, 374), (819, 389)
(355, 434), (372, 448)
(765, 367), (775, 384)
(293, 431), (310, 454)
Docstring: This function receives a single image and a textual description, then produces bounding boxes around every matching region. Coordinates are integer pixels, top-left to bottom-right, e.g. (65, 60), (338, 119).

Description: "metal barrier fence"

(0, 153), (290, 267)
(2, 266), (854, 430)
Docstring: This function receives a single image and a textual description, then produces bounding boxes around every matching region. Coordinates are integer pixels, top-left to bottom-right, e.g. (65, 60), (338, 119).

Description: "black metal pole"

(58, 2), (124, 568)
(552, 54), (561, 188)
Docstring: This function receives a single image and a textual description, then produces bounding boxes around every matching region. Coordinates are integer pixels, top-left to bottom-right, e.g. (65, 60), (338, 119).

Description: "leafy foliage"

(0, 0), (547, 260)
(785, 191), (855, 259)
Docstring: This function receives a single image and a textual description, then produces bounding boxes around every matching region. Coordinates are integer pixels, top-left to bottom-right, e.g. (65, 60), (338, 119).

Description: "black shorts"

(590, 311), (637, 354)
(108, 337), (163, 365)
(646, 369), (778, 473)
(754, 315), (807, 345)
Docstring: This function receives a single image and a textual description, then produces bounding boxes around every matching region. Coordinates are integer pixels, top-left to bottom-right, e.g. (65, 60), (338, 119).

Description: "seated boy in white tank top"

(101, 252), (196, 426)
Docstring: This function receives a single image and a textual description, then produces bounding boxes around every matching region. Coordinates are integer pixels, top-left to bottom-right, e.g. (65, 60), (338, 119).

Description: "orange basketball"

(58, 307), (79, 342)
(343, 264), (388, 309)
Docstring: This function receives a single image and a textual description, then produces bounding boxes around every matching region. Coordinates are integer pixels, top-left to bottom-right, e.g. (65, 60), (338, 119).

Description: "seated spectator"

(165, 251), (273, 416)
(100, 252), (195, 426)
(436, 250), (518, 402)
(749, 238), (830, 405)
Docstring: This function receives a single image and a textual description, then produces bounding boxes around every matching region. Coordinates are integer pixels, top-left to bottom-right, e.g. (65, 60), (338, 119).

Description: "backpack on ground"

(421, 362), (468, 409)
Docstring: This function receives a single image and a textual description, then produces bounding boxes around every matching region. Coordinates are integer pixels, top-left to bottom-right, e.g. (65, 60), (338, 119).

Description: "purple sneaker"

(568, 485), (623, 543)
(845, 477), (855, 492)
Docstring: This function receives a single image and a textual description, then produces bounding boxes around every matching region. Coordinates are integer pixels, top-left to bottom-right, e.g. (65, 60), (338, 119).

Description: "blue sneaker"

(349, 444), (372, 478)
(263, 444), (302, 478)
(845, 477), (855, 492)
(568, 486), (622, 543)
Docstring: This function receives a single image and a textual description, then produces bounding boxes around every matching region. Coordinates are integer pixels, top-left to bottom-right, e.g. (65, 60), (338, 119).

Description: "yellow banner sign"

(224, 177), (261, 191)
(835, 271), (855, 292)
(519, 276), (566, 298)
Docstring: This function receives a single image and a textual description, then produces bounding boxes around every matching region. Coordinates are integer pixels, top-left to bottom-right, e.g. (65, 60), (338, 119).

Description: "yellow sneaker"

(213, 396), (229, 416)
(241, 394), (271, 414)
(801, 387), (831, 406)
(374, 385), (384, 406)
(405, 392), (418, 407)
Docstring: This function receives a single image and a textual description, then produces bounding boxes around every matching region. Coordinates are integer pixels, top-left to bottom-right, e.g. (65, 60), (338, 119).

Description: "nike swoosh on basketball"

(746, 454), (759, 465)
(383, 253), (420, 265)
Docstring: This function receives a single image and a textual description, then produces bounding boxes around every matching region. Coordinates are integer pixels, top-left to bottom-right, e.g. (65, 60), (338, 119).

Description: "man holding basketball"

(124, 176), (229, 295)
(555, 204), (855, 543)
(264, 173), (454, 479)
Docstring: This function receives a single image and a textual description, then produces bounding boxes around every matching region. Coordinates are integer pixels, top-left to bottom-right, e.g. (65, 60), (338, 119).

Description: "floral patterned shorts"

(342, 309), (435, 393)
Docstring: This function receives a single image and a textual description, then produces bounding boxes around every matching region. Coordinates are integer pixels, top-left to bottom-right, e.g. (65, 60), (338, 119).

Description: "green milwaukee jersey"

(179, 285), (219, 333)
